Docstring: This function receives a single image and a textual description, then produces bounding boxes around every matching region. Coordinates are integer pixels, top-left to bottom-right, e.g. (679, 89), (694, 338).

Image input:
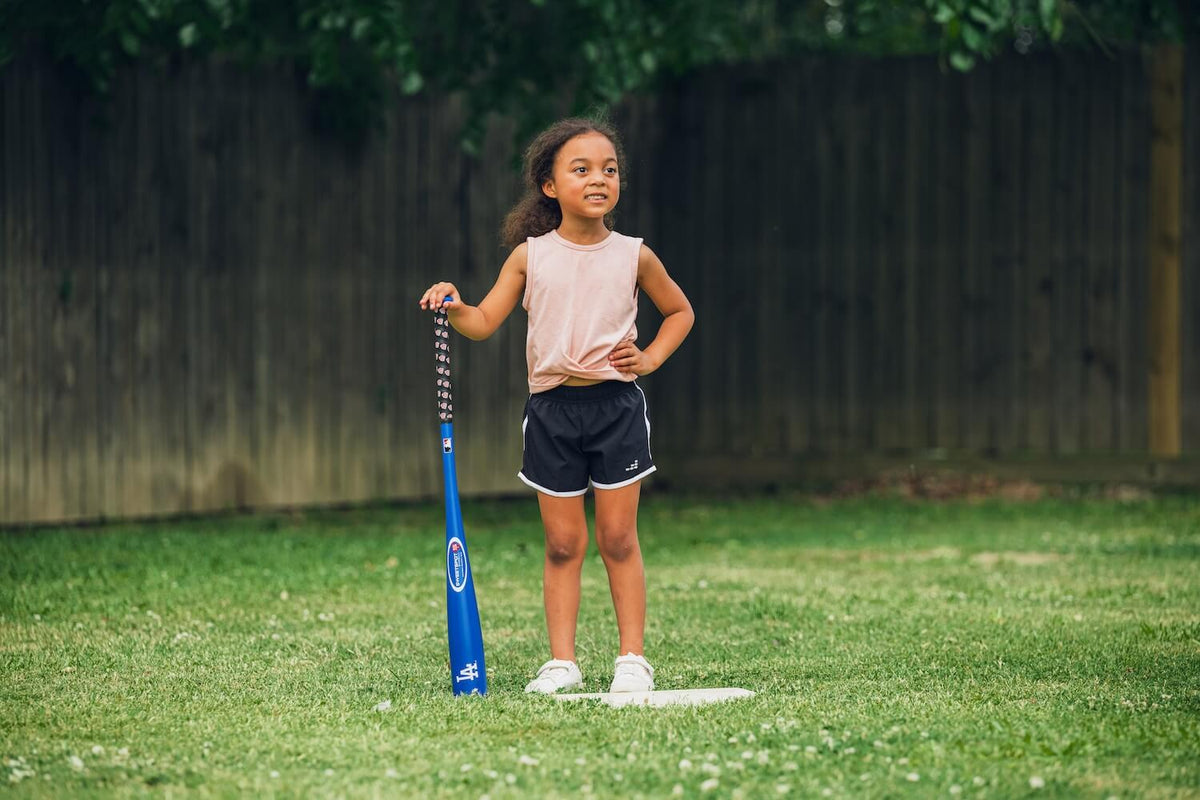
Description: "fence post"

(1147, 44), (1183, 458)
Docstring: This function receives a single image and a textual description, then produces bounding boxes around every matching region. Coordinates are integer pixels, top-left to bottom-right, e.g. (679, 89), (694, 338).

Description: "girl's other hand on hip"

(609, 341), (659, 376)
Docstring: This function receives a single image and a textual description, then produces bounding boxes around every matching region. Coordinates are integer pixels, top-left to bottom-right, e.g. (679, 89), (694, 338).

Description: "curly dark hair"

(501, 117), (627, 251)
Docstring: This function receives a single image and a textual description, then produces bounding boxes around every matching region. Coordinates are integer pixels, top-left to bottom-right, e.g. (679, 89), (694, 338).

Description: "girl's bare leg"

(593, 482), (645, 655)
(536, 493), (590, 661)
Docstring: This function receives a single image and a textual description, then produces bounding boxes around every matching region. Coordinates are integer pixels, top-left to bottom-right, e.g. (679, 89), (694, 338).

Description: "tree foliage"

(1, 0), (1192, 147)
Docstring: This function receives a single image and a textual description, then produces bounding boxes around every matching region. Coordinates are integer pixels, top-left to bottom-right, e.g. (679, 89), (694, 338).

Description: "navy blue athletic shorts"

(518, 380), (656, 497)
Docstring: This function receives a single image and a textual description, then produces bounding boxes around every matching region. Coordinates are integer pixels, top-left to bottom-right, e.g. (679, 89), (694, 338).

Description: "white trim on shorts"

(634, 383), (653, 459)
(517, 471), (589, 498)
(592, 464), (658, 491)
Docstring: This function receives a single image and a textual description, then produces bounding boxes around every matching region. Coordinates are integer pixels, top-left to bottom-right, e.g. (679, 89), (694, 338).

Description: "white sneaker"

(524, 659), (583, 694)
(609, 653), (654, 693)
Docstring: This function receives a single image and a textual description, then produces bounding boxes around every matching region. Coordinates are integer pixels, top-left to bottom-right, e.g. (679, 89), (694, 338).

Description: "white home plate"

(553, 688), (755, 708)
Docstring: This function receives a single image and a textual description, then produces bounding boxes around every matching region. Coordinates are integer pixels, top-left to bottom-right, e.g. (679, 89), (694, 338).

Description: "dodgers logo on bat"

(447, 537), (468, 592)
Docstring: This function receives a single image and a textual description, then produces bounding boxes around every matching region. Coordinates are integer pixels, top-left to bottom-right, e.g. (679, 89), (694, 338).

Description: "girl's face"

(542, 132), (620, 222)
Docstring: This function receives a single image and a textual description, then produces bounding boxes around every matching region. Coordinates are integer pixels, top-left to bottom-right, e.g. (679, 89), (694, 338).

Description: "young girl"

(418, 117), (694, 694)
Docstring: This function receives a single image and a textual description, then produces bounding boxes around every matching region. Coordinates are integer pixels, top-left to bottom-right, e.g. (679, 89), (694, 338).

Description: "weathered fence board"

(1, 50), (1196, 524)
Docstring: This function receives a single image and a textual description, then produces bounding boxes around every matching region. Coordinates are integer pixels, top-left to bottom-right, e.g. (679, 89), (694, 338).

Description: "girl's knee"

(596, 525), (639, 563)
(544, 528), (587, 565)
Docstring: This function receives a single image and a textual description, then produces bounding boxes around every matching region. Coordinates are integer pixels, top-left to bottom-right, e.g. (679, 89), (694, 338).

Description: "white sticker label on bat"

(447, 537), (468, 592)
(442, 437), (453, 453)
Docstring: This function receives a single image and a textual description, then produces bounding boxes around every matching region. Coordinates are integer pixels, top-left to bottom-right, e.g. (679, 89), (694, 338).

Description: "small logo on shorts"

(625, 460), (640, 472)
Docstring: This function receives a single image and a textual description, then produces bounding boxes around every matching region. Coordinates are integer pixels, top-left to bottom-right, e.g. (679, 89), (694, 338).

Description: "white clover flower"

(741, 751), (754, 760)
(776, 784), (790, 794)
(373, 699), (392, 712)
(907, 772), (920, 782)
(518, 755), (539, 767)
(67, 756), (84, 772)
(757, 751), (770, 765)
(385, 768), (399, 778)
(1030, 776), (1045, 789)
(323, 769), (334, 776)
(950, 785), (962, 795)
(973, 776), (986, 786)
(679, 759), (693, 771)
(575, 757), (586, 766)
(805, 746), (817, 754)
(701, 778), (719, 792)
(460, 764), (473, 772)
(672, 785), (684, 796)
(91, 746), (104, 755)
(269, 771), (280, 778)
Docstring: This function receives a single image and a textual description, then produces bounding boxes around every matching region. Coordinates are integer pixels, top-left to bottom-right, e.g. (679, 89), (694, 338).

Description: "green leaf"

(120, 31), (140, 57)
(949, 49), (976, 70)
(178, 23), (198, 49)
(933, 4), (957, 24)
(1038, 0), (1057, 30)
(961, 21), (985, 52)
(401, 71), (423, 95)
(967, 5), (1000, 30)
(1048, 14), (1063, 40)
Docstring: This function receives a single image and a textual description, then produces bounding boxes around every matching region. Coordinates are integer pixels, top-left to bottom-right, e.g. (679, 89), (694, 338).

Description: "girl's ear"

(541, 179), (557, 199)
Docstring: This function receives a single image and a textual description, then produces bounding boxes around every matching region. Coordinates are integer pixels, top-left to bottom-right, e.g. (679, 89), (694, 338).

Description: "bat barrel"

(435, 306), (486, 696)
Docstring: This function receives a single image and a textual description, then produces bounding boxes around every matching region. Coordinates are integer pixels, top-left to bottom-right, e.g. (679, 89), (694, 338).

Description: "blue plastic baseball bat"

(434, 302), (487, 695)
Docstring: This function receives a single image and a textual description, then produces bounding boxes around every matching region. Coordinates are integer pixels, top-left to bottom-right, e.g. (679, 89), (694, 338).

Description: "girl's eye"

(605, 167), (617, 174)
(574, 167), (587, 174)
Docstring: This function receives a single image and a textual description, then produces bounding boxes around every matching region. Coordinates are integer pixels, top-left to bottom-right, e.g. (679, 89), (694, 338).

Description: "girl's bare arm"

(417, 244), (528, 341)
(609, 244), (694, 375)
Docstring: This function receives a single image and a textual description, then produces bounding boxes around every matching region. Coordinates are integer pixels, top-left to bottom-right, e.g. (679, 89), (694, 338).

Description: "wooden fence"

(2, 50), (1197, 524)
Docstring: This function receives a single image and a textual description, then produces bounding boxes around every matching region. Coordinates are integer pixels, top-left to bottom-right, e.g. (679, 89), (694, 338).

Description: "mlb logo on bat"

(456, 661), (480, 684)
(446, 537), (468, 592)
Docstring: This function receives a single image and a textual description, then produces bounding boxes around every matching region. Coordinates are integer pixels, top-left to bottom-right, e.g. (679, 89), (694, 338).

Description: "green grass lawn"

(2, 493), (1198, 798)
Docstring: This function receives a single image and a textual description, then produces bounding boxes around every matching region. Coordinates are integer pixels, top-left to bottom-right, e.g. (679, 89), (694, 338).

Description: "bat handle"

(435, 300), (453, 423)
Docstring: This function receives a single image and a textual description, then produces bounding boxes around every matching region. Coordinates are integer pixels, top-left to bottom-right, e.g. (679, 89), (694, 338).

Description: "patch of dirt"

(969, 551), (1070, 567)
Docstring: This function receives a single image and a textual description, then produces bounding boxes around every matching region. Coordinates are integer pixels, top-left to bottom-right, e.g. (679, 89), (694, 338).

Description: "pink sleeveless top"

(522, 229), (642, 393)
